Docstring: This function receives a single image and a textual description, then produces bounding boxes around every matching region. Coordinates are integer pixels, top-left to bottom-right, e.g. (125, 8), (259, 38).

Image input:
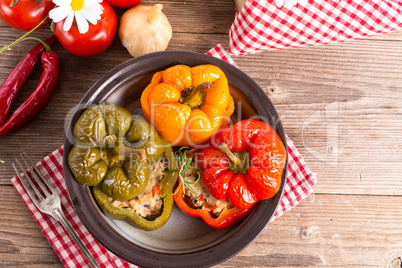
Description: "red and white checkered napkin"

(229, 0), (402, 55)
(11, 45), (317, 267)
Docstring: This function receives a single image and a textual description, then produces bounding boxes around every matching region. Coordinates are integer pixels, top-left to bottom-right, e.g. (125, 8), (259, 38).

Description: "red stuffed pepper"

(197, 119), (287, 210)
(172, 147), (251, 229)
(173, 119), (286, 229)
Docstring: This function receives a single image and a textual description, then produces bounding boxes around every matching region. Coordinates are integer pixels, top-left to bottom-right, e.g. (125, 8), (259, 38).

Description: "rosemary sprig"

(165, 147), (200, 195)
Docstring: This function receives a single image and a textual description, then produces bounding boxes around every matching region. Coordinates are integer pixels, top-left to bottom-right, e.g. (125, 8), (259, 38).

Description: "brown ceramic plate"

(63, 50), (288, 268)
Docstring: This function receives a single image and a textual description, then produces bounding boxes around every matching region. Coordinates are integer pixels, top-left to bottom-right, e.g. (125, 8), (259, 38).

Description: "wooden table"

(1, 1), (401, 267)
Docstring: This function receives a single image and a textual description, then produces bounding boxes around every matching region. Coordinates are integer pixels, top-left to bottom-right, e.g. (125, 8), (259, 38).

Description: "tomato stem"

(8, 0), (40, 6)
(0, 15), (49, 53)
(9, 0), (19, 7)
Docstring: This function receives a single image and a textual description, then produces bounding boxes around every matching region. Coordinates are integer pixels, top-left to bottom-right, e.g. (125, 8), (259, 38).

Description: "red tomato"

(105, 0), (141, 8)
(54, 1), (117, 57)
(0, 0), (55, 31)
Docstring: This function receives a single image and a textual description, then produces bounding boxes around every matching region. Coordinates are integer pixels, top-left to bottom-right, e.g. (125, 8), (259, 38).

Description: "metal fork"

(13, 152), (100, 268)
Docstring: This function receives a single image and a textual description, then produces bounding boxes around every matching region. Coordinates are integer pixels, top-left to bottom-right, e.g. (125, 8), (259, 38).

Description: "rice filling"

(183, 165), (233, 217)
(109, 156), (168, 218)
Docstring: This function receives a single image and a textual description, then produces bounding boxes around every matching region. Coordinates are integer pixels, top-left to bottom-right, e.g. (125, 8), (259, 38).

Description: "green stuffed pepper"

(68, 104), (178, 230)
(93, 137), (178, 230)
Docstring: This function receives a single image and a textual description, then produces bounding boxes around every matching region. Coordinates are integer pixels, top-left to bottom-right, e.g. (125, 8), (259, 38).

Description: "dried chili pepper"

(0, 36), (56, 125)
(0, 38), (60, 138)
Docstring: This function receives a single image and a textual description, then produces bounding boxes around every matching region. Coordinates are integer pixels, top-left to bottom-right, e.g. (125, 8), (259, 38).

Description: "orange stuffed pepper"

(141, 64), (234, 146)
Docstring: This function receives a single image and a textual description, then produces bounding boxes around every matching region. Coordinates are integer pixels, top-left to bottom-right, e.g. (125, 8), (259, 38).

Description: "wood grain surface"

(1, 0), (401, 267)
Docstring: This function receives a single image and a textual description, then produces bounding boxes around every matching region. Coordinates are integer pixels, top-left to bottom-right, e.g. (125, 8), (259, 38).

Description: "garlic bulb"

(119, 4), (173, 57)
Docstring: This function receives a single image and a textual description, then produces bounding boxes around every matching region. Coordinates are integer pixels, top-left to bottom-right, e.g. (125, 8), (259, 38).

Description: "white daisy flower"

(49, 0), (104, 34)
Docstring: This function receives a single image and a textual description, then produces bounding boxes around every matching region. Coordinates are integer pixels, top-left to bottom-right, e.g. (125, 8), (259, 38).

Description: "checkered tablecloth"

(11, 45), (317, 267)
(230, 0), (402, 55)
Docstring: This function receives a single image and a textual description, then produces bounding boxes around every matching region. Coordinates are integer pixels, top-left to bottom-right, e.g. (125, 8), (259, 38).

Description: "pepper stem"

(0, 15), (50, 54)
(180, 82), (211, 109)
(217, 142), (249, 175)
(218, 142), (241, 165)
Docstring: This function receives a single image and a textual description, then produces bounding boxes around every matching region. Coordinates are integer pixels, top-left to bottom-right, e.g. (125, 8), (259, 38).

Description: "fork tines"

(12, 153), (100, 268)
(12, 152), (56, 207)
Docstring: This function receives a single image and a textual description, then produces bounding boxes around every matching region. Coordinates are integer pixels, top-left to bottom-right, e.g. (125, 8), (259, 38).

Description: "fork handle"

(52, 208), (100, 268)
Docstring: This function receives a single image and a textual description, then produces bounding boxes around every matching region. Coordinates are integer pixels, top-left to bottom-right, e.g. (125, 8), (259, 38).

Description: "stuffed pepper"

(174, 119), (287, 228)
(141, 64), (235, 146)
(170, 148), (250, 229)
(173, 168), (251, 229)
(198, 119), (287, 209)
(68, 104), (178, 230)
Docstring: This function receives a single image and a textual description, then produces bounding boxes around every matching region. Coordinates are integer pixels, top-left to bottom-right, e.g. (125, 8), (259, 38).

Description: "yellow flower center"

(71, 0), (84, 11)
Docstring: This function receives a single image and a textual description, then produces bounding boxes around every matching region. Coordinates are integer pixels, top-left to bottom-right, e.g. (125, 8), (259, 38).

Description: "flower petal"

(83, 0), (103, 11)
(85, 2), (103, 14)
(53, 0), (71, 6)
(75, 11), (89, 34)
(82, 3), (103, 23)
(80, 8), (98, 25)
(63, 10), (75, 32)
(49, 6), (72, 22)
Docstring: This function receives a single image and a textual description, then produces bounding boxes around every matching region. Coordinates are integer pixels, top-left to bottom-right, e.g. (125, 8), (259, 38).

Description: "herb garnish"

(164, 147), (200, 195)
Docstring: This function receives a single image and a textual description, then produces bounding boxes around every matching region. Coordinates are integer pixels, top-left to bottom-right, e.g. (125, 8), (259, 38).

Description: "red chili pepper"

(0, 36), (56, 125)
(173, 185), (251, 229)
(197, 119), (287, 210)
(0, 51), (60, 138)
